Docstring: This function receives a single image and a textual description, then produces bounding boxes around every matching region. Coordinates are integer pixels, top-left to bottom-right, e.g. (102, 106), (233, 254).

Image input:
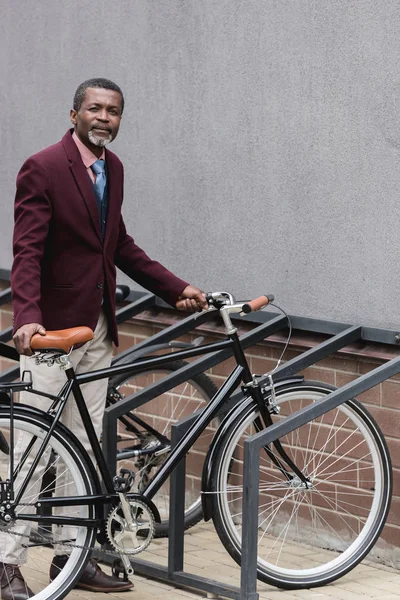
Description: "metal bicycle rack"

(100, 292), (400, 600)
(0, 287), (399, 599)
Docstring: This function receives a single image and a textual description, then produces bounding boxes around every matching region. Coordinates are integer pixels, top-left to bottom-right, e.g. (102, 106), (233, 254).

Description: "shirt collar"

(72, 131), (105, 168)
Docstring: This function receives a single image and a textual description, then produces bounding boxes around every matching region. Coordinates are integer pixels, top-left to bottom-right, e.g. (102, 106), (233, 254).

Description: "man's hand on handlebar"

(176, 285), (208, 313)
(13, 323), (46, 356)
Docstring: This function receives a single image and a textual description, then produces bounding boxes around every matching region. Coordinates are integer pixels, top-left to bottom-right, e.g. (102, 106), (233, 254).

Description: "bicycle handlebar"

(205, 292), (274, 314)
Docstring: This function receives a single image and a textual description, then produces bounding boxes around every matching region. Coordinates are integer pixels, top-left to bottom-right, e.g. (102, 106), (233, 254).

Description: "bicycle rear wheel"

(210, 381), (392, 589)
(0, 404), (97, 600)
(108, 360), (218, 536)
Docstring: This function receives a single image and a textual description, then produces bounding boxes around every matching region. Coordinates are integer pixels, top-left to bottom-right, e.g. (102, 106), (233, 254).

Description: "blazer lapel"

(62, 131), (102, 244)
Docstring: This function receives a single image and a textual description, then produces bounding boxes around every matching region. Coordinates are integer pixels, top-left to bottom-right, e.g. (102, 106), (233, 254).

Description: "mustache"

(90, 125), (112, 133)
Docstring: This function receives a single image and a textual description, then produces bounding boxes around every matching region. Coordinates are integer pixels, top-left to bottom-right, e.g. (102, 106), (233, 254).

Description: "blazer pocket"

(43, 284), (74, 289)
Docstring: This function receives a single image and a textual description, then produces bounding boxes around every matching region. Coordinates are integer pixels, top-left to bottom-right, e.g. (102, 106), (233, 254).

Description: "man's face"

(70, 87), (123, 151)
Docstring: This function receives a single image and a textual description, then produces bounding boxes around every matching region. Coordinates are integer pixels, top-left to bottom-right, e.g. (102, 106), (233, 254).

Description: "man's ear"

(70, 109), (77, 126)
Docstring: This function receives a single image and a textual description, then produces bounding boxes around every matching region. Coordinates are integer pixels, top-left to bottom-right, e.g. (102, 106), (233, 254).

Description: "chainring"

(106, 498), (155, 555)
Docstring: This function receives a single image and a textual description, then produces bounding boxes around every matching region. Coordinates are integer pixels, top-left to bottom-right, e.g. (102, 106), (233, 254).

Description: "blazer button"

(97, 282), (104, 290)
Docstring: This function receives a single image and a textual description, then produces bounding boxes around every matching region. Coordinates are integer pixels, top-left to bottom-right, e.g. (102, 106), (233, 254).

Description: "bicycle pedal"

(112, 558), (133, 580)
(113, 468), (135, 492)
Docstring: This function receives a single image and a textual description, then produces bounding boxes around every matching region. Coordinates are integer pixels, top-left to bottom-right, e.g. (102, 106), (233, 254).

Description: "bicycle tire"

(209, 381), (392, 589)
(0, 404), (98, 600)
(108, 359), (218, 537)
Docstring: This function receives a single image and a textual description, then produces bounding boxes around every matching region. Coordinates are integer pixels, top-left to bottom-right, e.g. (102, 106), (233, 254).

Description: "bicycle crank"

(106, 495), (156, 556)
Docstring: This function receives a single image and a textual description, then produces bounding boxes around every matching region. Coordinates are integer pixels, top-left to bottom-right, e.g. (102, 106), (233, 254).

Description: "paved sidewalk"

(64, 522), (400, 600)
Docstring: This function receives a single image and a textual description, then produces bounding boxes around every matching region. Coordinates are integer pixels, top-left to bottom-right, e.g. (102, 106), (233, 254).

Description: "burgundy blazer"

(11, 130), (188, 344)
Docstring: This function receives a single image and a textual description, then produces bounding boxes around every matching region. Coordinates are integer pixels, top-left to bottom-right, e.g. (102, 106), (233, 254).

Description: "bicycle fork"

(226, 317), (311, 488)
(246, 381), (311, 487)
(220, 311), (312, 488)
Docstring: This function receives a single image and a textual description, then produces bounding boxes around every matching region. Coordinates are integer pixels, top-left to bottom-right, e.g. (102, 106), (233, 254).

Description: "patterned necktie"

(90, 159), (107, 237)
(90, 159), (106, 205)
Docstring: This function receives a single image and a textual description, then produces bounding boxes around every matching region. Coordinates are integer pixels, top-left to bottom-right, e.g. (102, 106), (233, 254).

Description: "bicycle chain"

(3, 515), (128, 558)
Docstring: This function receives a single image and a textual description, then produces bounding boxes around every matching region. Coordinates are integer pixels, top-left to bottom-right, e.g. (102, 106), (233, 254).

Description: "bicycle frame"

(2, 328), (263, 527)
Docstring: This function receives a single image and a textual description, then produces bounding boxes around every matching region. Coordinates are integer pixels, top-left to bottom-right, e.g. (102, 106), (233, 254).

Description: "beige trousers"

(0, 311), (112, 563)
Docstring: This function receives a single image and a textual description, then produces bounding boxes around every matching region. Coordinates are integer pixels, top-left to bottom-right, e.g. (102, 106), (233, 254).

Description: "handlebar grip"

(115, 285), (130, 303)
(242, 294), (274, 314)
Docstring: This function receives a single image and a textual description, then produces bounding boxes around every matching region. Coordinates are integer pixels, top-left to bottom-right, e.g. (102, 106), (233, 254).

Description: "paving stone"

(35, 521), (400, 600)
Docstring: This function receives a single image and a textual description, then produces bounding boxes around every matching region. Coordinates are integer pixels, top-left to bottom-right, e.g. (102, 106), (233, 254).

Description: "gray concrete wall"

(1, 0), (400, 328)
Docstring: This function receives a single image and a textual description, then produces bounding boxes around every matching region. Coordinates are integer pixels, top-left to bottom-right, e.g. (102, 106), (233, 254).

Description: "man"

(2, 78), (207, 600)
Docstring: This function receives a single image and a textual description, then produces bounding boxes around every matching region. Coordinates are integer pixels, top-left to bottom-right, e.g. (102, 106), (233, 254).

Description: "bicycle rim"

(110, 361), (218, 536)
(210, 382), (392, 589)
(0, 407), (96, 600)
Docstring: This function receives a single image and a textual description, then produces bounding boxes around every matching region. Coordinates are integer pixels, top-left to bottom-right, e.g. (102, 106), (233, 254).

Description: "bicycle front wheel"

(0, 404), (97, 600)
(210, 381), (392, 589)
(108, 360), (218, 536)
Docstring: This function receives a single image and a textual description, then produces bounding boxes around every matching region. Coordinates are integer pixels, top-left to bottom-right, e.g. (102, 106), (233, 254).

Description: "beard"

(88, 128), (113, 147)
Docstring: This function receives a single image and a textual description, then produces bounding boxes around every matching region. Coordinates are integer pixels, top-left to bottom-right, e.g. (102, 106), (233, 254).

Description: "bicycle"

(0, 291), (392, 599)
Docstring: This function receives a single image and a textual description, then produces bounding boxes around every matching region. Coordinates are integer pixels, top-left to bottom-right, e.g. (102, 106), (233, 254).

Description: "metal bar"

(167, 422), (186, 574)
(124, 560), (242, 599)
(170, 572), (241, 599)
(248, 353), (400, 450)
(0, 342), (18, 362)
(115, 293), (156, 325)
(0, 366), (19, 384)
(260, 325), (362, 384)
(114, 309), (218, 364)
(241, 438), (260, 600)
(0, 288), (11, 306)
(97, 548), (242, 598)
(237, 308), (400, 346)
(0, 326), (13, 343)
(236, 310), (353, 336)
(361, 325), (400, 345)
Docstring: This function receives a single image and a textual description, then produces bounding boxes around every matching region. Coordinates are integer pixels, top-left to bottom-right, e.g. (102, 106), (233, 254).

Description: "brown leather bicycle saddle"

(31, 326), (94, 353)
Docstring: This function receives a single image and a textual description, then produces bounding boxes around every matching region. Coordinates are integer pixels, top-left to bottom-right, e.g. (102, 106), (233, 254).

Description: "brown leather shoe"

(0, 564), (34, 600)
(49, 555), (134, 592)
